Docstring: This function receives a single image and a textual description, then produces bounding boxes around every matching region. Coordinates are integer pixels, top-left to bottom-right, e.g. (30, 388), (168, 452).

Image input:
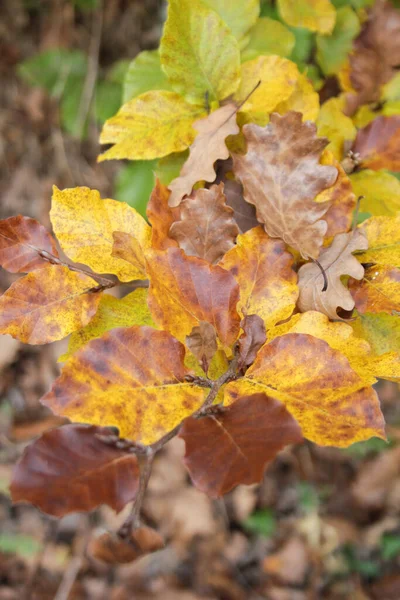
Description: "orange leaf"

(146, 180), (179, 250)
(350, 265), (400, 314)
(88, 527), (164, 564)
(352, 116), (400, 171)
(0, 216), (58, 273)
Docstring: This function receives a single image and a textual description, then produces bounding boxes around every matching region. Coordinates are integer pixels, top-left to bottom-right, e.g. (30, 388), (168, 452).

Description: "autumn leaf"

(350, 170), (400, 217)
(42, 326), (205, 445)
(225, 333), (386, 447)
(0, 216), (58, 273)
(186, 322), (218, 372)
(351, 311), (400, 356)
(241, 17), (295, 62)
(277, 0), (336, 34)
(99, 91), (205, 161)
(201, 0), (259, 48)
(220, 226), (298, 331)
(59, 289), (155, 362)
(223, 179), (259, 233)
(0, 265), (100, 344)
(169, 184), (239, 263)
(179, 393), (302, 497)
(146, 180), (179, 251)
(357, 215), (400, 267)
(351, 116), (400, 171)
(316, 6), (360, 76)
(88, 527), (164, 564)
(146, 248), (240, 344)
(274, 72), (320, 124)
(168, 104), (239, 208)
(51, 186), (150, 281)
(350, 266), (400, 315)
(123, 50), (172, 102)
(317, 97), (357, 161)
(232, 112), (338, 259)
(160, 0), (240, 103)
(10, 425), (139, 517)
(297, 230), (368, 320)
(238, 315), (267, 368)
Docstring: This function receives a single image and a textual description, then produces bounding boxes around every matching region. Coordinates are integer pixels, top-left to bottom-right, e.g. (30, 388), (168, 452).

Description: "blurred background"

(1, 1), (400, 599)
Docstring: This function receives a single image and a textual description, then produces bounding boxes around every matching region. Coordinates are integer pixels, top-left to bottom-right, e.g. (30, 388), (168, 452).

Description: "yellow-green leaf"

(50, 186), (151, 281)
(357, 215), (400, 267)
(99, 91), (205, 161)
(316, 6), (360, 76)
(317, 97), (357, 161)
(202, 0), (259, 48)
(350, 170), (400, 217)
(123, 50), (172, 103)
(351, 311), (400, 356)
(278, 0), (336, 34)
(160, 0), (241, 103)
(241, 17), (295, 62)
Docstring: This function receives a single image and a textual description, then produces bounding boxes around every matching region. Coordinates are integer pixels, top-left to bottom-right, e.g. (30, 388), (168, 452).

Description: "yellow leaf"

(160, 0), (241, 103)
(274, 72), (319, 122)
(277, 0), (336, 34)
(350, 171), (400, 217)
(42, 326), (206, 445)
(219, 227), (298, 331)
(99, 91), (205, 161)
(317, 97), (357, 160)
(51, 186), (151, 282)
(241, 17), (295, 62)
(0, 265), (100, 345)
(357, 215), (400, 267)
(350, 265), (400, 315)
(353, 105), (377, 129)
(351, 311), (400, 356)
(225, 333), (385, 447)
(59, 289), (155, 361)
(202, 0), (259, 48)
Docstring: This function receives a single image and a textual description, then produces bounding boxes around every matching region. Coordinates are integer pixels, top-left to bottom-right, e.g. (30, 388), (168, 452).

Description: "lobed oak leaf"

(168, 104), (239, 208)
(277, 0), (336, 34)
(146, 180), (179, 251)
(0, 265), (100, 345)
(179, 393), (302, 497)
(88, 527), (164, 564)
(297, 230), (368, 320)
(41, 326), (205, 445)
(350, 170), (400, 217)
(232, 112), (338, 259)
(225, 333), (386, 447)
(238, 314), (267, 368)
(10, 424), (139, 517)
(357, 214), (400, 267)
(186, 322), (218, 372)
(351, 312), (400, 357)
(219, 226), (298, 331)
(169, 183), (239, 263)
(146, 247), (240, 345)
(351, 116), (400, 172)
(0, 216), (58, 273)
(51, 186), (151, 281)
(350, 266), (400, 315)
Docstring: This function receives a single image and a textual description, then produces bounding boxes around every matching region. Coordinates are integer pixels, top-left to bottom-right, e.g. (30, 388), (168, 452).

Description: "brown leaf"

(352, 116), (400, 171)
(349, 265), (400, 315)
(238, 315), (267, 368)
(0, 215), (58, 273)
(224, 179), (259, 233)
(317, 158), (356, 238)
(179, 393), (302, 497)
(10, 424), (139, 517)
(168, 104), (239, 207)
(233, 112), (338, 259)
(88, 527), (164, 564)
(186, 322), (218, 371)
(297, 230), (368, 320)
(146, 180), (180, 250)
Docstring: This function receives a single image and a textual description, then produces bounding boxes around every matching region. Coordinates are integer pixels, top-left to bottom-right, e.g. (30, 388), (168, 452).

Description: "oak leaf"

(238, 315), (267, 368)
(0, 265), (100, 344)
(297, 230), (368, 320)
(232, 112), (338, 259)
(146, 248), (240, 345)
(352, 116), (400, 172)
(41, 326), (205, 445)
(186, 322), (218, 372)
(169, 184), (239, 263)
(10, 425), (139, 517)
(168, 104), (239, 208)
(0, 216), (58, 273)
(220, 226), (298, 331)
(350, 266), (400, 315)
(277, 0), (336, 34)
(225, 333), (386, 447)
(350, 170), (400, 217)
(179, 393), (302, 497)
(357, 215), (400, 267)
(146, 180), (179, 251)
(88, 527), (164, 564)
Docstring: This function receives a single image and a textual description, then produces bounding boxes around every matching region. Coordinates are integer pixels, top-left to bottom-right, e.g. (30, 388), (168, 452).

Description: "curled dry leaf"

(186, 322), (218, 372)
(88, 527), (164, 564)
(179, 393), (302, 497)
(352, 116), (400, 172)
(146, 180), (179, 250)
(297, 230), (368, 320)
(168, 104), (239, 207)
(238, 314), (267, 368)
(350, 266), (400, 315)
(169, 183), (239, 263)
(233, 112), (338, 259)
(0, 216), (58, 273)
(10, 425), (139, 517)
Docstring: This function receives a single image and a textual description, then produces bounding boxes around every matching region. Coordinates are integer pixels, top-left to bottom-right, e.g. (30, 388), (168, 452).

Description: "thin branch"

(118, 449), (155, 537)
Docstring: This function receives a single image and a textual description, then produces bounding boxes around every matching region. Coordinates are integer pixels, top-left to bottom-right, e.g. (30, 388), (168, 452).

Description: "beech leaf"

(277, 0), (336, 34)
(0, 216), (58, 273)
(179, 393), (302, 497)
(357, 215), (400, 267)
(316, 97), (357, 161)
(350, 170), (400, 218)
(241, 17), (295, 62)
(10, 425), (139, 517)
(297, 230), (368, 320)
(352, 116), (400, 172)
(238, 315), (267, 368)
(350, 266), (400, 315)
(146, 180), (179, 251)
(351, 312), (400, 357)
(201, 0), (259, 47)
(41, 326), (205, 445)
(168, 104), (239, 208)
(273, 72), (320, 124)
(169, 183), (239, 263)
(232, 112), (338, 259)
(186, 322), (218, 372)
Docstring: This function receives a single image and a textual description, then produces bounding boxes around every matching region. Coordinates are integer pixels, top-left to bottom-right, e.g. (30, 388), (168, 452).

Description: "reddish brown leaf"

(186, 322), (218, 371)
(319, 160), (356, 238)
(233, 112), (338, 259)
(0, 215), (58, 273)
(224, 179), (259, 233)
(146, 180), (180, 250)
(169, 183), (239, 264)
(352, 116), (400, 172)
(88, 527), (164, 564)
(238, 315), (267, 368)
(10, 424), (139, 517)
(179, 393), (302, 497)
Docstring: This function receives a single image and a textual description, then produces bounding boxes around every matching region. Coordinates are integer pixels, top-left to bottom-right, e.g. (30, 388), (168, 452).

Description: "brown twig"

(118, 448), (155, 537)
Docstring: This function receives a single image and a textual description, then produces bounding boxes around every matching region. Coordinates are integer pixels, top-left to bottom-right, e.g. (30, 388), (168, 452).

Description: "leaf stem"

(118, 448), (155, 537)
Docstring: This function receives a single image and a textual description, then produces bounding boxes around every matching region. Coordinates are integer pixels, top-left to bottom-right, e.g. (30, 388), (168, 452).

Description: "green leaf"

(343, 437), (390, 459)
(115, 161), (156, 216)
(155, 151), (189, 185)
(0, 534), (42, 558)
(289, 27), (315, 65)
(241, 17), (295, 61)
(107, 60), (131, 85)
(316, 7), (360, 76)
(18, 49), (87, 96)
(160, 0), (241, 103)
(201, 0), (259, 47)
(350, 170), (400, 217)
(60, 76), (86, 138)
(297, 481), (319, 513)
(381, 533), (400, 561)
(94, 80), (123, 124)
(243, 509), (276, 537)
(123, 50), (172, 103)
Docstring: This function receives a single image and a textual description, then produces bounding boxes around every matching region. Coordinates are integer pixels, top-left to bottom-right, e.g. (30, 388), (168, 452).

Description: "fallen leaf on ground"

(263, 536), (309, 585)
(277, 0), (336, 34)
(350, 170), (400, 217)
(146, 180), (179, 250)
(352, 115), (400, 171)
(357, 215), (400, 267)
(88, 527), (164, 564)
(350, 266), (400, 315)
(0, 216), (58, 273)
(352, 446), (400, 511)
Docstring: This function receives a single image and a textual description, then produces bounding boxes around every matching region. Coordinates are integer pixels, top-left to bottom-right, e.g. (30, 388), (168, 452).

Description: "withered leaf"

(238, 314), (267, 368)
(224, 179), (259, 233)
(317, 157), (356, 239)
(146, 180), (179, 250)
(10, 425), (139, 517)
(169, 183), (239, 263)
(186, 322), (218, 372)
(88, 527), (164, 564)
(297, 230), (368, 320)
(352, 116), (400, 172)
(350, 266), (400, 315)
(0, 216), (58, 273)
(233, 112), (338, 259)
(168, 104), (239, 207)
(179, 393), (302, 497)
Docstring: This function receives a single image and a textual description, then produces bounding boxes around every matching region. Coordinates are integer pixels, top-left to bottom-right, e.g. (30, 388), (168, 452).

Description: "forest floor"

(1, 1), (400, 599)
